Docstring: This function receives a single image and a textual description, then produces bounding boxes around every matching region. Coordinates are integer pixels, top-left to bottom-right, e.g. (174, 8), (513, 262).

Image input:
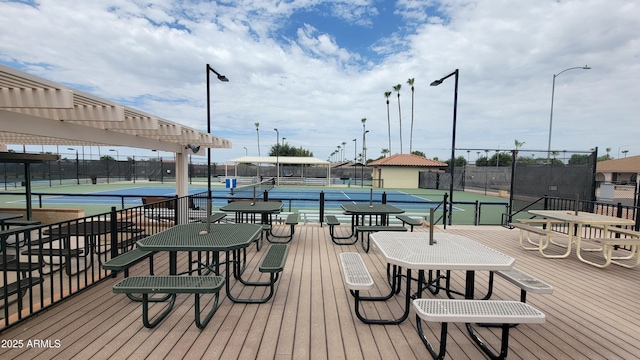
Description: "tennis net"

(229, 178), (276, 199)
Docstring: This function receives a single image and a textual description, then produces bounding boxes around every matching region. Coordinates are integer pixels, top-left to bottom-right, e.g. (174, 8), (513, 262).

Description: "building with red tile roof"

(367, 153), (447, 188)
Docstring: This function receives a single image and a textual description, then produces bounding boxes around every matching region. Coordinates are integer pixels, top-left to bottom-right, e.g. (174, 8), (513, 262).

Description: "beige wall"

(0, 207), (84, 224)
(373, 167), (420, 188)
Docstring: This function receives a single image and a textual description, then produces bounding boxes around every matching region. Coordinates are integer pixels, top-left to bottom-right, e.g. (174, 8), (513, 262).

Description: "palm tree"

(407, 78), (415, 153)
(514, 139), (525, 162)
(605, 147), (612, 160)
(384, 91), (392, 154)
(393, 84), (402, 153)
(341, 141), (347, 162)
(255, 122), (260, 156)
(381, 148), (390, 157)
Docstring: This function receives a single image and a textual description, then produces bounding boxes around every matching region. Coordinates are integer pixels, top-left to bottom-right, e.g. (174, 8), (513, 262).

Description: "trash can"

(91, 176), (97, 184)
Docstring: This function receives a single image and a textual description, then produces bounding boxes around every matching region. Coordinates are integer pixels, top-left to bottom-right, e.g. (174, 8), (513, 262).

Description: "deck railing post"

(319, 191), (325, 227)
(110, 207), (119, 266)
(443, 193), (448, 229)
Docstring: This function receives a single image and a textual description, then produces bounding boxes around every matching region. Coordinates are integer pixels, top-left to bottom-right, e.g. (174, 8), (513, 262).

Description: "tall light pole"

(109, 149), (119, 181)
(547, 65), (591, 163)
(353, 138), (357, 182)
(274, 128), (279, 185)
(204, 64), (229, 234)
(68, 147), (79, 185)
(362, 130), (369, 187)
(243, 146), (248, 156)
(618, 145), (629, 159)
(431, 69), (459, 226)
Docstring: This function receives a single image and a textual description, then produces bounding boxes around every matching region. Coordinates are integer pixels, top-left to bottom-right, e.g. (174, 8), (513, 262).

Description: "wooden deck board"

(2, 224), (640, 359)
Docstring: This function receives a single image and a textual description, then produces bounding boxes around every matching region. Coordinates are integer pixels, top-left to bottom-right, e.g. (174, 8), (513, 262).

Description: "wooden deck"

(2, 224), (640, 359)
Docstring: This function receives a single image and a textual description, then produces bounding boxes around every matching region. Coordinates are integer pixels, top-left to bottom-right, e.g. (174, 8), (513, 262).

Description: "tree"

(381, 148), (390, 157)
(270, 143), (313, 157)
(514, 139), (525, 162)
(255, 122), (260, 156)
(393, 84), (402, 153)
(407, 78), (415, 153)
(569, 154), (589, 165)
(341, 141), (347, 161)
(411, 150), (426, 157)
(475, 156), (490, 166)
(384, 91), (392, 154)
(489, 152), (512, 167)
(445, 156), (467, 167)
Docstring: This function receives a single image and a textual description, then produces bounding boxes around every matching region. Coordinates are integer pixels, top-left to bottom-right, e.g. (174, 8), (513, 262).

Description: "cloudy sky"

(1, 0), (639, 163)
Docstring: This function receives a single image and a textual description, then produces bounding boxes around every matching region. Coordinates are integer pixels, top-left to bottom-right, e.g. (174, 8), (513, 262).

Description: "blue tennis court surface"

(13, 186), (448, 211)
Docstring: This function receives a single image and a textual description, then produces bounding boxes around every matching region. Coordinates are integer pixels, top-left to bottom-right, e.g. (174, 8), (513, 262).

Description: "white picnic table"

(528, 210), (635, 263)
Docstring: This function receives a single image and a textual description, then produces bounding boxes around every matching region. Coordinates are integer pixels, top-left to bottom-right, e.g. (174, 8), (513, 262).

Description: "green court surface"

(0, 181), (509, 225)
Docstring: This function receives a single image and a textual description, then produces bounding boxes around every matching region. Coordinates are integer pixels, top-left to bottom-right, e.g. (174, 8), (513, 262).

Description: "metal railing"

(0, 194), (200, 331)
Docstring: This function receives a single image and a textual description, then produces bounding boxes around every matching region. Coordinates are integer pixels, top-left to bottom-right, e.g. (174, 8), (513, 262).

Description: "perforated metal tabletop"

(370, 232), (515, 271)
(137, 223), (262, 252)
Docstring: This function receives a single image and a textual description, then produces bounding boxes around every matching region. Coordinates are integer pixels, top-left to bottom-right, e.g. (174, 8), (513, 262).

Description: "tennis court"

(268, 187), (442, 210)
(6, 185), (440, 210)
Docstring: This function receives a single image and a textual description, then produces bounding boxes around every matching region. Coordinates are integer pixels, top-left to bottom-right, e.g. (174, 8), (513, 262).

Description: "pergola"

(226, 156), (332, 183)
(0, 64), (231, 200)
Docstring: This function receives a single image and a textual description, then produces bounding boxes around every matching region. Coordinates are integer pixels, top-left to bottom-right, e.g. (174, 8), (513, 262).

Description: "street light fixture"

(353, 138), (357, 183)
(618, 145), (629, 159)
(274, 128), (279, 185)
(547, 65), (591, 163)
(204, 64), (229, 235)
(431, 68), (459, 226)
(243, 146), (248, 156)
(362, 130), (369, 187)
(68, 147), (79, 185)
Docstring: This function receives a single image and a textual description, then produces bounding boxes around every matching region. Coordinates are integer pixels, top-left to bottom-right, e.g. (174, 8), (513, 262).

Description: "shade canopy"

(228, 156), (330, 165)
(0, 64), (231, 154)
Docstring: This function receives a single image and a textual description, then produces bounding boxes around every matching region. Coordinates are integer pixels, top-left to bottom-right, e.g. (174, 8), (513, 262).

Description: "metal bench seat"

(195, 212), (227, 224)
(580, 237), (640, 268)
(102, 249), (155, 276)
(102, 249), (161, 302)
(21, 248), (85, 276)
(112, 275), (225, 329)
(340, 252), (375, 323)
(396, 215), (422, 231)
(230, 243), (289, 303)
(509, 222), (568, 251)
(266, 213), (298, 243)
(339, 252), (403, 324)
(355, 226), (407, 252)
(413, 299), (545, 360)
(0, 277), (44, 301)
(340, 252), (374, 291)
(494, 268), (553, 301)
(325, 215), (357, 245)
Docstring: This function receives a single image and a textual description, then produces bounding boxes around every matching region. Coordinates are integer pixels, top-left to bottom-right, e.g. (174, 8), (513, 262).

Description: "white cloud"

(1, 0), (639, 162)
